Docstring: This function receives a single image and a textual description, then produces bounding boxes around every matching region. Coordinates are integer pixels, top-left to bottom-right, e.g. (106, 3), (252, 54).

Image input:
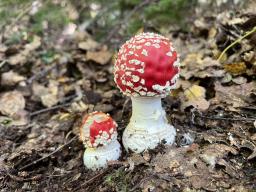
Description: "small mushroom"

(114, 32), (180, 153)
(80, 111), (121, 170)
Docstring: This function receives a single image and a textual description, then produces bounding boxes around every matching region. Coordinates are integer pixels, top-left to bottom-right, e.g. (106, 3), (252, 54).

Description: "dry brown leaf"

(86, 46), (112, 65)
(181, 54), (223, 79)
(240, 140), (256, 160)
(0, 110), (29, 126)
(182, 85), (210, 111)
(78, 38), (99, 51)
(200, 144), (238, 167)
(32, 80), (59, 107)
(152, 146), (213, 190)
(0, 91), (25, 117)
(1, 70), (26, 86)
(8, 53), (27, 65)
(224, 62), (247, 75)
(8, 36), (41, 65)
(212, 81), (256, 108)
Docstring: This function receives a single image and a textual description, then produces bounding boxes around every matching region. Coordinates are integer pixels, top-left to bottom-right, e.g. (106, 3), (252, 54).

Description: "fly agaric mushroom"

(80, 111), (121, 170)
(114, 32), (180, 153)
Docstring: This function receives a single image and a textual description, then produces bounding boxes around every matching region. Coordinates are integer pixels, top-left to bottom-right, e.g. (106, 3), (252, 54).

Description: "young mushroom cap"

(80, 111), (121, 170)
(114, 32), (180, 97)
(80, 111), (118, 148)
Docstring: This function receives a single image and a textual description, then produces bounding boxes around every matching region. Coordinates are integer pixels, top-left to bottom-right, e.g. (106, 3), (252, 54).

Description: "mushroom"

(114, 32), (180, 153)
(80, 111), (121, 170)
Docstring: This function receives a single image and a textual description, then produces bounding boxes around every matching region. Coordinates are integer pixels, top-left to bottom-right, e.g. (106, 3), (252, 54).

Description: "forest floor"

(0, 1), (256, 191)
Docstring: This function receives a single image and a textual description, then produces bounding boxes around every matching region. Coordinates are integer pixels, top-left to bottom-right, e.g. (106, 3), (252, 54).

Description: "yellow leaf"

(224, 62), (247, 75)
(184, 85), (206, 100)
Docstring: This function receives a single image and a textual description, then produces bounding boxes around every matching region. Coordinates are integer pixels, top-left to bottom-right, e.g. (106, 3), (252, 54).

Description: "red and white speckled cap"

(114, 32), (180, 97)
(79, 112), (118, 148)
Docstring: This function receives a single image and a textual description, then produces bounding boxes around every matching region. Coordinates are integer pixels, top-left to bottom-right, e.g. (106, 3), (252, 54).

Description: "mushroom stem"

(83, 140), (121, 170)
(122, 97), (176, 153)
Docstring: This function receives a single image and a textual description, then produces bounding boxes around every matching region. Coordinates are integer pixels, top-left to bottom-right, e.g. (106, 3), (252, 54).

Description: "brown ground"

(0, 1), (256, 191)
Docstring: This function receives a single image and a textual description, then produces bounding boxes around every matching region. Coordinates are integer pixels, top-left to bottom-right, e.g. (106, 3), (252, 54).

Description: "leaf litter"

(0, 1), (256, 191)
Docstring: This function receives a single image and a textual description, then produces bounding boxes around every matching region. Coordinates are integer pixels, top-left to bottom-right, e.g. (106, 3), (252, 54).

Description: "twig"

(73, 170), (108, 191)
(217, 26), (256, 62)
(30, 102), (72, 117)
(19, 135), (78, 171)
(239, 106), (256, 111)
(199, 115), (256, 122)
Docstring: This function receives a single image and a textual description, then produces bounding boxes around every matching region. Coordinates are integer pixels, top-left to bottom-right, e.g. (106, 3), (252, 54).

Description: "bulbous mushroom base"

(83, 140), (121, 170)
(122, 123), (176, 153)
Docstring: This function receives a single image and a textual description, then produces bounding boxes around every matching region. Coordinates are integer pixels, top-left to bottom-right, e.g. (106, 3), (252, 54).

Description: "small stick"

(19, 135), (78, 171)
(73, 170), (108, 191)
(30, 102), (72, 117)
(199, 115), (256, 122)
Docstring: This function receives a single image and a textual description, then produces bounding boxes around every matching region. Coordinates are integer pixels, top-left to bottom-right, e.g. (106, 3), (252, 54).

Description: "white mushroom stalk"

(114, 32), (180, 153)
(83, 140), (121, 170)
(79, 112), (121, 170)
(122, 97), (176, 153)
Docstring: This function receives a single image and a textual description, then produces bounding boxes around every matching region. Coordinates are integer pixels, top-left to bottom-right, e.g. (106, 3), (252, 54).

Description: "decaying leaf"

(212, 81), (256, 108)
(240, 140), (256, 160)
(78, 38), (99, 51)
(0, 110), (28, 126)
(181, 54), (223, 79)
(8, 54), (27, 65)
(224, 62), (247, 75)
(32, 80), (60, 107)
(0, 91), (25, 117)
(182, 85), (210, 111)
(8, 36), (41, 65)
(86, 46), (112, 65)
(200, 144), (238, 167)
(152, 146), (213, 190)
(1, 70), (26, 86)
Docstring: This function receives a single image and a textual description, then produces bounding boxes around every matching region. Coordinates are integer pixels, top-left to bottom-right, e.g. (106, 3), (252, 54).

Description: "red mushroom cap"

(114, 32), (180, 97)
(79, 111), (118, 148)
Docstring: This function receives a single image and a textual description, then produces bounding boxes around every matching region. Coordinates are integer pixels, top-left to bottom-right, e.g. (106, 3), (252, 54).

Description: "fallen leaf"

(212, 81), (256, 108)
(8, 36), (41, 65)
(182, 85), (210, 111)
(200, 144), (238, 167)
(232, 76), (247, 85)
(32, 80), (60, 107)
(224, 62), (247, 75)
(240, 140), (256, 160)
(0, 91), (25, 117)
(184, 85), (206, 100)
(8, 53), (27, 65)
(1, 70), (26, 86)
(152, 146), (213, 190)
(86, 46), (112, 65)
(181, 54), (223, 79)
(78, 38), (99, 51)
